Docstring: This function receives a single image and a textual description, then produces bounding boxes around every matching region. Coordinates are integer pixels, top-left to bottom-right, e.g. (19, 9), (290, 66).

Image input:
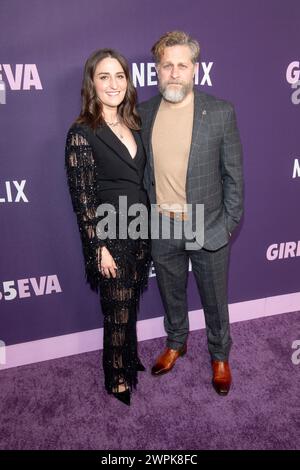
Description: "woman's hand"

(100, 246), (118, 278)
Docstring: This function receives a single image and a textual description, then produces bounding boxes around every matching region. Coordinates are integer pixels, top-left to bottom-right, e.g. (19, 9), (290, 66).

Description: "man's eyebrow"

(161, 61), (189, 66)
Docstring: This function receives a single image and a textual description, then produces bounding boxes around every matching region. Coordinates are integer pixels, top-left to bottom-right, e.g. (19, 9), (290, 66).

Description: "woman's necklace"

(105, 118), (124, 139)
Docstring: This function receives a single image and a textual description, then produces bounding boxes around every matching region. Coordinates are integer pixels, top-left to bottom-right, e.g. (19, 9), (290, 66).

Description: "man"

(139, 31), (244, 395)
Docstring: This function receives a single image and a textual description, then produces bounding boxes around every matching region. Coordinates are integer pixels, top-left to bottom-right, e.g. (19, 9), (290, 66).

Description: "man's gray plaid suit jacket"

(138, 89), (244, 250)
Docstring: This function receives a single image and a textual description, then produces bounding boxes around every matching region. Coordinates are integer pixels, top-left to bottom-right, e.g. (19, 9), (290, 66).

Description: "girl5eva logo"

(286, 61), (300, 104)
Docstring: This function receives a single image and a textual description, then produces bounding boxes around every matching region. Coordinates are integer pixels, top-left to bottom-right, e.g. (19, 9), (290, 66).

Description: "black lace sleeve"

(65, 127), (104, 293)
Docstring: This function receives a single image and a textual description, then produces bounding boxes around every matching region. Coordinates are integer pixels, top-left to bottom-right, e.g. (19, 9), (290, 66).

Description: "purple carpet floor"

(0, 310), (299, 450)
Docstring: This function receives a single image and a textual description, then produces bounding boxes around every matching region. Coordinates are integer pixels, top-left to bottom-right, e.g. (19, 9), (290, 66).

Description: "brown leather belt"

(157, 206), (189, 221)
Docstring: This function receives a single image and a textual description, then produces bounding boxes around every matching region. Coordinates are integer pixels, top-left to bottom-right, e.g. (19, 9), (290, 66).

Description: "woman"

(65, 49), (151, 406)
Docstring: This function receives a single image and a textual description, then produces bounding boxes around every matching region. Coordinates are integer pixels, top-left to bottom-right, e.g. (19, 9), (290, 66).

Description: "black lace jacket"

(65, 122), (148, 293)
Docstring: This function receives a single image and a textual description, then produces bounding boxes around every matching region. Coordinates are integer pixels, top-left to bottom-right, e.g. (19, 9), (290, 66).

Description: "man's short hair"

(151, 31), (200, 64)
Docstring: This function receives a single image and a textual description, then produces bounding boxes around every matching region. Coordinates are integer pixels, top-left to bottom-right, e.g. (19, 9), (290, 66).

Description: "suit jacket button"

(151, 181), (155, 186)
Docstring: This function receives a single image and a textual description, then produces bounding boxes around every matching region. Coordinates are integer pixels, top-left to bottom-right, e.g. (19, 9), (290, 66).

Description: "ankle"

(113, 383), (129, 394)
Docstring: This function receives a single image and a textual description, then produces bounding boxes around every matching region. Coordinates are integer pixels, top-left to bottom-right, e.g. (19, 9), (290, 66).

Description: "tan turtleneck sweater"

(152, 96), (194, 212)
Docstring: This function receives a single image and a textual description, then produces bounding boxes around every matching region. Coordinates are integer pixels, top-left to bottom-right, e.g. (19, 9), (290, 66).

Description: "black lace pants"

(99, 239), (151, 394)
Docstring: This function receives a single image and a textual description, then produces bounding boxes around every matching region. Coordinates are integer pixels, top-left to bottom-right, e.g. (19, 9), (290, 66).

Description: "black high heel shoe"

(113, 388), (131, 406)
(136, 359), (146, 372)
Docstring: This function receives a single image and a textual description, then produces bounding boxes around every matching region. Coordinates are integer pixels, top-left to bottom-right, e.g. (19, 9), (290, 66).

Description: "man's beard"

(159, 80), (193, 103)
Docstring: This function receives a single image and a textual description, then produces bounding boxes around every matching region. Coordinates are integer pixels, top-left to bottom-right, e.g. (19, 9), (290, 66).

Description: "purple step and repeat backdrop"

(0, 0), (299, 368)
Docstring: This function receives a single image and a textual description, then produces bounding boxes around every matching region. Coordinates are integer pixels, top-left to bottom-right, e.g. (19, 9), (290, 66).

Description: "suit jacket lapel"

(186, 90), (210, 179)
(95, 124), (138, 172)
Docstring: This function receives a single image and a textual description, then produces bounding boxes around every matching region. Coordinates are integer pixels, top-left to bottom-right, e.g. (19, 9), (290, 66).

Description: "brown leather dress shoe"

(212, 360), (232, 396)
(151, 344), (187, 376)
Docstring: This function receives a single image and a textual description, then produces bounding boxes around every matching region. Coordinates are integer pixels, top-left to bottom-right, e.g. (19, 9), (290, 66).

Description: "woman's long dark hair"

(76, 48), (141, 130)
